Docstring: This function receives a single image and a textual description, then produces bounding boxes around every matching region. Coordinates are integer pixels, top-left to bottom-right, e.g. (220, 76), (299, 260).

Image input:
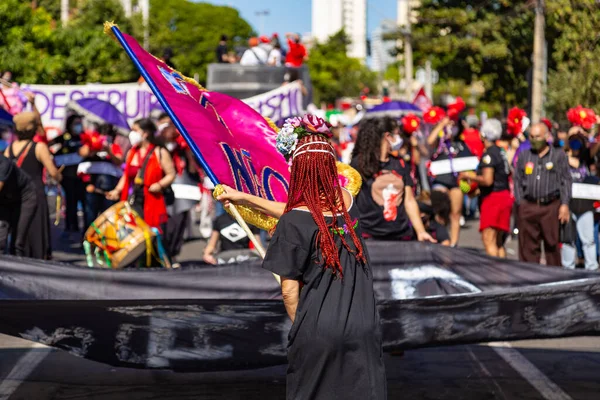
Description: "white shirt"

(240, 47), (268, 66)
(268, 48), (282, 66)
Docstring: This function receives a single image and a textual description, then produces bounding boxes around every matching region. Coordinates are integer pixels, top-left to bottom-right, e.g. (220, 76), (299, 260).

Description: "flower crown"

(276, 114), (333, 160)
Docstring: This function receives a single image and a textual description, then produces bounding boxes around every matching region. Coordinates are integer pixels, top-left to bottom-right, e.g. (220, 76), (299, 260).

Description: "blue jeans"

(562, 211), (599, 270)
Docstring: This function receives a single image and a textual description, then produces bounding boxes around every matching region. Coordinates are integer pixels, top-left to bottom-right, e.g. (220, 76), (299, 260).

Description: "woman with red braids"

(217, 115), (386, 400)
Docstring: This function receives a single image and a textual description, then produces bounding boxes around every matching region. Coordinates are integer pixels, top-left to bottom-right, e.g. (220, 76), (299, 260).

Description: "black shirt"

(428, 219), (449, 243)
(0, 153), (31, 204)
(49, 133), (83, 177)
(514, 146), (572, 205)
(350, 157), (414, 240)
(216, 43), (228, 63)
(213, 213), (257, 251)
(477, 145), (510, 200)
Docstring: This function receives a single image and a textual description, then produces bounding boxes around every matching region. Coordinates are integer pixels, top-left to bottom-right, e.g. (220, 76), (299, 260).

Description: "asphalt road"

(2, 217), (600, 400)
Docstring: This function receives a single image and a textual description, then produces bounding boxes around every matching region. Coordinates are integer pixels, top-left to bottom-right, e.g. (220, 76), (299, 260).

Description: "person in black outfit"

(6, 111), (62, 259)
(0, 153), (37, 256)
(216, 117), (387, 400)
(49, 114), (85, 236)
(202, 213), (260, 265)
(216, 34), (230, 63)
(350, 117), (434, 242)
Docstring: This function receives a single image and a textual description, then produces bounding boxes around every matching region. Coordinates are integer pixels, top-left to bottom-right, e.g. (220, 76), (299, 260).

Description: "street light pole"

(404, 0), (413, 101)
(255, 10), (270, 35)
(531, 0), (545, 123)
(61, 0), (69, 27)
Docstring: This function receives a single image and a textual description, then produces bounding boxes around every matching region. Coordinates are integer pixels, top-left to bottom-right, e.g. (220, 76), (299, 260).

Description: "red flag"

(412, 87), (432, 112)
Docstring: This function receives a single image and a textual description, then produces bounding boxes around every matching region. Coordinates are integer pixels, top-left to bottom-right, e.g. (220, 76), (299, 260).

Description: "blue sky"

(195, 0), (397, 40)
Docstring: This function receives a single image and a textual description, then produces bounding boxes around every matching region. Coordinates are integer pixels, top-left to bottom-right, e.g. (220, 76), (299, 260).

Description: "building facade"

(311, 0), (367, 60)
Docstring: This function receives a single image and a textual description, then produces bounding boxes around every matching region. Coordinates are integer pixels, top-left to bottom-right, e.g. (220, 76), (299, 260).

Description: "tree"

(147, 0), (254, 84)
(403, 0), (538, 108)
(545, 0), (600, 123)
(307, 30), (378, 105)
(0, 0), (254, 85)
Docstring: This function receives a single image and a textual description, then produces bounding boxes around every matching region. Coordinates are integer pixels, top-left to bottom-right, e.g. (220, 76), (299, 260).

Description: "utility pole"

(531, 0), (545, 123)
(425, 59), (433, 101)
(397, 0), (413, 100)
(61, 0), (69, 27)
(121, 0), (132, 18)
(140, 0), (150, 50)
(255, 10), (270, 35)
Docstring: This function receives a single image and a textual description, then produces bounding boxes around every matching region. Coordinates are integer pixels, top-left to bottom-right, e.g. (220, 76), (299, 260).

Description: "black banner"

(1, 242), (599, 371)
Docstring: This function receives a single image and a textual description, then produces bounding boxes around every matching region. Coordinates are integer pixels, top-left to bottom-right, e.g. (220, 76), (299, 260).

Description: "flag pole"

(109, 25), (275, 281)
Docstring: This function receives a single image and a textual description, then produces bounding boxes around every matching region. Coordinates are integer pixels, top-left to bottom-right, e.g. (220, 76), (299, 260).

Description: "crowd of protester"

(216, 32), (308, 68)
(2, 65), (600, 271)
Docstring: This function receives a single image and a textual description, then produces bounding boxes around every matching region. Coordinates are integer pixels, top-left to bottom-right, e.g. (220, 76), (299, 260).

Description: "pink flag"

(110, 26), (290, 202)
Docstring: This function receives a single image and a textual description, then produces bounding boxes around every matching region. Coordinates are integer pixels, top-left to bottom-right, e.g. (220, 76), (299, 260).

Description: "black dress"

(9, 142), (52, 259)
(262, 204), (387, 400)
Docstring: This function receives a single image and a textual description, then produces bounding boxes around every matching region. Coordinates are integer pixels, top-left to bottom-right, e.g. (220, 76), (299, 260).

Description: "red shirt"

(462, 128), (484, 159)
(285, 39), (307, 67)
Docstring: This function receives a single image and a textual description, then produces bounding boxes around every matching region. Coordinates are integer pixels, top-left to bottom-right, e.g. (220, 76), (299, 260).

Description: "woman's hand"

(417, 230), (437, 243)
(148, 183), (162, 193)
(106, 189), (121, 201)
(203, 253), (217, 265)
(216, 184), (248, 207)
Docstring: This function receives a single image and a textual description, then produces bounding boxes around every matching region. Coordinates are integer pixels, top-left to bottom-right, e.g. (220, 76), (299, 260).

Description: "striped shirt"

(514, 146), (572, 205)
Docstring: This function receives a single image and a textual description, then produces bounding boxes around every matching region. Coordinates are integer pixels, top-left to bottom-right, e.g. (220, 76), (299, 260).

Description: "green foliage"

(148, 0), (254, 83)
(545, 0), (600, 122)
(307, 30), (378, 105)
(0, 0), (253, 85)
(406, 0), (537, 107)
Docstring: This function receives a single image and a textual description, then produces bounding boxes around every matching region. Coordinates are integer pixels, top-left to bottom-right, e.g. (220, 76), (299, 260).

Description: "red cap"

(259, 35), (270, 43)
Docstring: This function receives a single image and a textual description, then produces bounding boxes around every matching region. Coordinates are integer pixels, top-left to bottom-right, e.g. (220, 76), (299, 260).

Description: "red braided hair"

(284, 135), (365, 277)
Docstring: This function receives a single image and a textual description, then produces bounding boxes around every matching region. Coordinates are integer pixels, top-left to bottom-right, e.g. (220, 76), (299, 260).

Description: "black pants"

(0, 184), (38, 256)
(164, 210), (190, 258)
(62, 175), (86, 232)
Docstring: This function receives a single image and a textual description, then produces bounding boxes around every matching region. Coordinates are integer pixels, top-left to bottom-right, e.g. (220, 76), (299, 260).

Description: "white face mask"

(388, 134), (404, 151)
(129, 130), (143, 147)
(165, 142), (177, 152)
(157, 122), (170, 133)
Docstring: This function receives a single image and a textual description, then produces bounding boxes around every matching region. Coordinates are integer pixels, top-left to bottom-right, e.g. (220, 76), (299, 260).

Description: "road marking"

(488, 342), (573, 400)
(466, 347), (508, 400)
(0, 343), (51, 400)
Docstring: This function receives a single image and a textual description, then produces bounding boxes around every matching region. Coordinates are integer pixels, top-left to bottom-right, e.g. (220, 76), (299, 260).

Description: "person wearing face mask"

(49, 114), (85, 237)
(78, 123), (124, 229)
(514, 123), (572, 266)
(106, 118), (176, 234)
(350, 117), (435, 242)
(157, 113), (200, 262)
(458, 119), (513, 258)
(427, 117), (473, 246)
(561, 133), (599, 270)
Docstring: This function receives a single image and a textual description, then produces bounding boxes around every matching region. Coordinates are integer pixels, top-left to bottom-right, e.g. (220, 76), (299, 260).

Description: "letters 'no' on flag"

(104, 22), (290, 203)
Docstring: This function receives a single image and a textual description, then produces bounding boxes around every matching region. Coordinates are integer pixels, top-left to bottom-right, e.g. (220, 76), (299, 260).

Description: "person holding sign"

(459, 119), (513, 258)
(513, 123), (572, 266)
(561, 133), (599, 270)
(217, 115), (387, 400)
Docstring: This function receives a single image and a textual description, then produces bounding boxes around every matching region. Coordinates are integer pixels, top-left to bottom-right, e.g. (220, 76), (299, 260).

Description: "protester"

(0, 71), (27, 115)
(427, 117), (470, 246)
(159, 113), (199, 261)
(216, 115), (387, 399)
(239, 37), (268, 66)
(0, 153), (37, 256)
(419, 191), (451, 246)
(5, 111), (62, 259)
(284, 33), (307, 68)
(267, 38), (283, 66)
(350, 117), (435, 242)
(79, 123), (123, 228)
(215, 34), (230, 63)
(50, 114), (85, 237)
(258, 35), (272, 55)
(106, 118), (176, 233)
(561, 131), (599, 270)
(514, 123), (572, 266)
(459, 119), (513, 257)
(202, 212), (260, 265)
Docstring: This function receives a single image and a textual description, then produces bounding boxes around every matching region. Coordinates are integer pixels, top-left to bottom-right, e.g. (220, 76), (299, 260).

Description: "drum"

(84, 201), (156, 268)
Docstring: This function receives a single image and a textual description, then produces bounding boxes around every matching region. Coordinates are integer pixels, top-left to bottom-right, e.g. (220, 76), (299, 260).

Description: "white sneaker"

(459, 216), (466, 227)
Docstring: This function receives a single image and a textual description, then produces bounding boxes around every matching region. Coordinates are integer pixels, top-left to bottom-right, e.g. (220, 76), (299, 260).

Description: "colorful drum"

(84, 201), (155, 268)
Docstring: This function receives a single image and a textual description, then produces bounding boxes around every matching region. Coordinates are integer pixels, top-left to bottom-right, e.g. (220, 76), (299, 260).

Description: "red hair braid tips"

(283, 135), (365, 277)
